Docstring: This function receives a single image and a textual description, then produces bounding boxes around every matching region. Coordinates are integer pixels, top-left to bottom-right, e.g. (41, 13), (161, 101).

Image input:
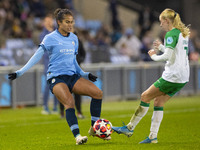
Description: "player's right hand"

(8, 73), (17, 80)
(148, 49), (156, 57)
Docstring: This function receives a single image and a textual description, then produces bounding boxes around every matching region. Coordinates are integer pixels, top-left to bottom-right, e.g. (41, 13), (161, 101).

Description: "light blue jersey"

(41, 30), (79, 80)
(16, 29), (88, 80)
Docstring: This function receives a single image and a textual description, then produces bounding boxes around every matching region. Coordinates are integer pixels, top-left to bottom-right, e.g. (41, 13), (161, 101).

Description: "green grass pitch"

(0, 96), (200, 150)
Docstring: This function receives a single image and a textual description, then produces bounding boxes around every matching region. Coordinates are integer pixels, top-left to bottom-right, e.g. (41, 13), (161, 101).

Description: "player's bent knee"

(93, 90), (103, 99)
(63, 104), (75, 109)
(62, 99), (75, 109)
(141, 92), (149, 102)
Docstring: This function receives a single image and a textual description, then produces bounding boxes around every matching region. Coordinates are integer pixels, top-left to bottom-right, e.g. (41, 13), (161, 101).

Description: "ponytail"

(173, 13), (190, 37)
(54, 8), (62, 19)
(160, 8), (190, 37)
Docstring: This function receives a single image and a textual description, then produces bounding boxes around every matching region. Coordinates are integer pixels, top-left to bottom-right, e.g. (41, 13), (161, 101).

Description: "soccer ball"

(93, 119), (112, 138)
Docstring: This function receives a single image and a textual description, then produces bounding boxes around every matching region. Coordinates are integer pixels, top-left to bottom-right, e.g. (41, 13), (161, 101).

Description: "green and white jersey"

(162, 28), (189, 83)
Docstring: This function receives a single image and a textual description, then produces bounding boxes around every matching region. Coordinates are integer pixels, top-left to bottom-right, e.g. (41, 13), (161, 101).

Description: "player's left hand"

(88, 73), (97, 82)
(148, 49), (156, 57)
(8, 73), (17, 80)
(153, 39), (162, 50)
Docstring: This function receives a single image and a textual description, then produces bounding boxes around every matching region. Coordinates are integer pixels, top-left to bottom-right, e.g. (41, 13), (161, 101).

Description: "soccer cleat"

(139, 137), (158, 144)
(75, 135), (88, 145)
(88, 127), (111, 140)
(112, 123), (133, 137)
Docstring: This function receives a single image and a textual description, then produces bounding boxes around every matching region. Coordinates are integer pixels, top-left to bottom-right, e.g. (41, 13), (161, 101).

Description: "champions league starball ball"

(93, 119), (112, 138)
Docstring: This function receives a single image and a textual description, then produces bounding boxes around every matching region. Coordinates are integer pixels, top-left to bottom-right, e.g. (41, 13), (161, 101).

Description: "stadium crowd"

(0, 0), (199, 66)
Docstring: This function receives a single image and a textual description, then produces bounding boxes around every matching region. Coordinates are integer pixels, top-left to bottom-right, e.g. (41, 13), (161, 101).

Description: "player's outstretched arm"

(8, 46), (45, 80)
(74, 57), (97, 82)
(148, 48), (173, 62)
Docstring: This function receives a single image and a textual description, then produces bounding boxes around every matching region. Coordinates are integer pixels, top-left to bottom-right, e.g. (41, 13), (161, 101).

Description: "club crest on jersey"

(72, 41), (75, 45)
(52, 78), (56, 83)
(167, 37), (173, 44)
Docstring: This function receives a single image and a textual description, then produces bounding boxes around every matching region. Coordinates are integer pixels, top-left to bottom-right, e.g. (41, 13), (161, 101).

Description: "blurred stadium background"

(0, 0), (200, 108)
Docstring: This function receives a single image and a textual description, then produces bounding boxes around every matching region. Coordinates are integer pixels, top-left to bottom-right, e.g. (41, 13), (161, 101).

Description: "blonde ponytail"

(173, 13), (190, 37)
(160, 8), (190, 37)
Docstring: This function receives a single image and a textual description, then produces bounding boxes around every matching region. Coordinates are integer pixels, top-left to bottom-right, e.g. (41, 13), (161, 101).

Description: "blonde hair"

(160, 8), (190, 37)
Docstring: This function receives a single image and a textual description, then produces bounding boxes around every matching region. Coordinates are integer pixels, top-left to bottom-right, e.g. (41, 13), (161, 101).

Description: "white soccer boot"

(75, 135), (88, 145)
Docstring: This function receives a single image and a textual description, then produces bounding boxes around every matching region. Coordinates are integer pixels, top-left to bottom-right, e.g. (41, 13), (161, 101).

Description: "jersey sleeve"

(39, 35), (52, 51)
(165, 29), (180, 49)
(16, 46), (45, 77)
(151, 48), (173, 62)
(74, 35), (79, 55)
(74, 56), (89, 77)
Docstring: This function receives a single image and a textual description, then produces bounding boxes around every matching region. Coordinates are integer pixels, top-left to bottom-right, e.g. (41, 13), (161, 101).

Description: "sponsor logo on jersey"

(72, 41), (75, 45)
(60, 49), (74, 55)
(167, 37), (173, 44)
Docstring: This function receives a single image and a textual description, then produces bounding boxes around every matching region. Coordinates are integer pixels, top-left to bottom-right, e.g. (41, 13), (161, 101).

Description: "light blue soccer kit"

(15, 29), (101, 138)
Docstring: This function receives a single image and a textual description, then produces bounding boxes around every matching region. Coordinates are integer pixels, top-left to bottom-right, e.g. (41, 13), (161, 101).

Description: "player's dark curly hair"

(54, 8), (73, 25)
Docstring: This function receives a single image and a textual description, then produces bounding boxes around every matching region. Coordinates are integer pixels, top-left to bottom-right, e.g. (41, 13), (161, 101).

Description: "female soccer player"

(112, 8), (190, 144)
(8, 8), (109, 145)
